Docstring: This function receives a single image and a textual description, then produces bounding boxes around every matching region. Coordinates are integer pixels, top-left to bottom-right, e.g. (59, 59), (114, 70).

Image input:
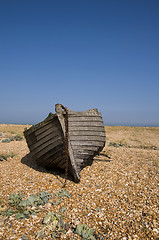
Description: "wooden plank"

(76, 157), (94, 168)
(68, 109), (100, 116)
(73, 147), (100, 160)
(72, 145), (99, 151)
(29, 134), (54, 152)
(24, 115), (56, 137)
(32, 138), (63, 159)
(33, 138), (63, 160)
(36, 127), (53, 140)
(73, 149), (96, 155)
(70, 135), (106, 142)
(36, 144), (64, 164)
(49, 154), (65, 167)
(30, 132), (59, 151)
(75, 159), (84, 164)
(43, 144), (65, 161)
(69, 131), (105, 137)
(74, 154), (90, 160)
(26, 122), (54, 141)
(56, 158), (66, 169)
(69, 126), (105, 132)
(71, 140), (104, 147)
(35, 119), (60, 136)
(35, 123), (54, 136)
(68, 116), (103, 122)
(69, 121), (104, 127)
(73, 150), (96, 157)
(35, 124), (62, 141)
(30, 134), (62, 153)
(25, 132), (37, 146)
(39, 151), (65, 167)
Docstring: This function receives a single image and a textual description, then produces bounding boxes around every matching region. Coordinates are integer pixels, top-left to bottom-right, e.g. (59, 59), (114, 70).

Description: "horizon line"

(0, 122), (159, 128)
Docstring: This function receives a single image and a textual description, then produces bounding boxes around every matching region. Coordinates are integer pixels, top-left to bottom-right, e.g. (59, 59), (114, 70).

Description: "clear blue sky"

(0, 0), (159, 126)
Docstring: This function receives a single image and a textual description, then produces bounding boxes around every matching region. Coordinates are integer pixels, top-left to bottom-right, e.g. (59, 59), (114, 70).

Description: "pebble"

(44, 202), (52, 209)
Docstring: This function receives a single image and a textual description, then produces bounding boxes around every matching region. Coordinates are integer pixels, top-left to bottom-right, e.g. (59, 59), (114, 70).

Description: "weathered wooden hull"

(24, 104), (106, 182)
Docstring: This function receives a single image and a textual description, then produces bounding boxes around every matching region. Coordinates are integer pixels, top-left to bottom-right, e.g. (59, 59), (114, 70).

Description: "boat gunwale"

(24, 113), (57, 137)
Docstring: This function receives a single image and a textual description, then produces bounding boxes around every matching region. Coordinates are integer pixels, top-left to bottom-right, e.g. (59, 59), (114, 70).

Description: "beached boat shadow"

(21, 153), (74, 183)
(21, 153), (111, 183)
(94, 158), (112, 162)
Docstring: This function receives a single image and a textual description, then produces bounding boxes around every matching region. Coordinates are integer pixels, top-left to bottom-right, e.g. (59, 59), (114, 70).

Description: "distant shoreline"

(105, 123), (159, 127)
(0, 123), (159, 128)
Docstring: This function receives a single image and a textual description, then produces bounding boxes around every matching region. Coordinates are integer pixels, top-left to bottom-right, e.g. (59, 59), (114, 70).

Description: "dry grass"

(0, 124), (31, 138)
(0, 124), (159, 239)
(105, 126), (159, 149)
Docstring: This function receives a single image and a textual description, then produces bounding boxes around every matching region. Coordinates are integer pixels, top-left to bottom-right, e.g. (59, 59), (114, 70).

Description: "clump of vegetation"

(2, 190), (72, 220)
(108, 142), (125, 148)
(108, 139), (129, 148)
(49, 189), (71, 206)
(137, 144), (158, 150)
(0, 154), (8, 161)
(2, 134), (23, 143)
(19, 192), (50, 208)
(36, 211), (69, 239)
(8, 192), (24, 207)
(37, 212), (96, 239)
(20, 235), (28, 240)
(1, 189), (97, 239)
(58, 189), (71, 199)
(2, 191), (50, 219)
(108, 141), (159, 151)
(0, 153), (16, 161)
(75, 223), (95, 240)
(2, 138), (11, 143)
(10, 134), (23, 141)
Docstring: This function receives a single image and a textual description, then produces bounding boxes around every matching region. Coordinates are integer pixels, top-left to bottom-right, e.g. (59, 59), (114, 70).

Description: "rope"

(61, 105), (69, 187)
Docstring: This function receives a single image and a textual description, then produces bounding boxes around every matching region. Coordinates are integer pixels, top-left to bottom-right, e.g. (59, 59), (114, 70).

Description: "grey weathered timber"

(24, 104), (106, 182)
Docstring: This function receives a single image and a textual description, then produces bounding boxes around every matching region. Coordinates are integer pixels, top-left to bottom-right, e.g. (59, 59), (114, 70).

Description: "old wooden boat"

(24, 104), (106, 182)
